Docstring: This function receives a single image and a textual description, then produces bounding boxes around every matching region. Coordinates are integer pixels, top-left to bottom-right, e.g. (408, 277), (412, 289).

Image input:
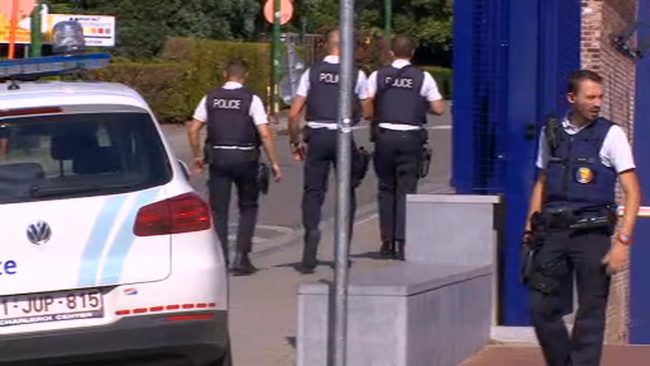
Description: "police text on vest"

(213, 99), (242, 110)
(319, 72), (340, 84)
(385, 77), (414, 89)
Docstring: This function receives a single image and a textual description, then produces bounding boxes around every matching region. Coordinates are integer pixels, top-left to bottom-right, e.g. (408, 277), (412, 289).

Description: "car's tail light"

(165, 313), (216, 322)
(134, 192), (211, 236)
(0, 106), (62, 117)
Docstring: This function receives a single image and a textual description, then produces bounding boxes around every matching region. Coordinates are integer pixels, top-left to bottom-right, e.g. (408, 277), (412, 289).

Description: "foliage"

(86, 38), (272, 123)
(45, 0), (452, 60)
(160, 37), (271, 114)
(420, 66), (452, 99)
(44, 0), (262, 58)
(293, 0), (453, 53)
(87, 62), (190, 123)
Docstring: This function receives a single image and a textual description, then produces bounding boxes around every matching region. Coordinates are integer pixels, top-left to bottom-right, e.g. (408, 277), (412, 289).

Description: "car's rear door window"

(0, 111), (171, 204)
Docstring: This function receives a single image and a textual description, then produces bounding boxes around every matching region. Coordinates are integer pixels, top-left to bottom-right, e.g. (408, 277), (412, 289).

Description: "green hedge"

(87, 37), (452, 123)
(88, 62), (191, 123)
(160, 38), (271, 112)
(88, 38), (272, 124)
(420, 66), (452, 100)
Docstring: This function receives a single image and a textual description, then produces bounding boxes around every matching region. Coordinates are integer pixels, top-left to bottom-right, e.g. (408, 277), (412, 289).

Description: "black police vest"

(205, 87), (259, 148)
(544, 118), (617, 211)
(305, 61), (360, 124)
(375, 65), (426, 125)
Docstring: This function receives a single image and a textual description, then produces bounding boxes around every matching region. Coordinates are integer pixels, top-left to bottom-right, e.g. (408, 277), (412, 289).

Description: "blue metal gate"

(631, 0), (650, 345)
(453, 0), (580, 325)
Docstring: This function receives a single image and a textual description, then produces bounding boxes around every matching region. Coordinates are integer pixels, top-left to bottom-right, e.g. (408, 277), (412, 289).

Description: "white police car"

(0, 54), (230, 365)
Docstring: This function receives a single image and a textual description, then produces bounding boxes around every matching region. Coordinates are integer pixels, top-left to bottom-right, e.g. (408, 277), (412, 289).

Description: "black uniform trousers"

(373, 128), (422, 244)
(207, 149), (260, 261)
(302, 127), (358, 247)
(529, 227), (611, 366)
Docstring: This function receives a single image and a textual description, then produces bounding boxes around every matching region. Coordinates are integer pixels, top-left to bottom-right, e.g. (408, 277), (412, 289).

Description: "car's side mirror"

(178, 160), (190, 181)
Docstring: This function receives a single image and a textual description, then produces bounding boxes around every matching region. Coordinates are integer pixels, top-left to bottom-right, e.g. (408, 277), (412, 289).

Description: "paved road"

(161, 106), (453, 257)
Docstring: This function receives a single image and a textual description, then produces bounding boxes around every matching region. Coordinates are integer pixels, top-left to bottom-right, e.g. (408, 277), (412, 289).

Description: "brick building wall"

(581, 0), (638, 344)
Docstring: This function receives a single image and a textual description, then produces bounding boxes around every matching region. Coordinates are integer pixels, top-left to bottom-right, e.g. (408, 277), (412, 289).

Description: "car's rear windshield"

(0, 111), (171, 204)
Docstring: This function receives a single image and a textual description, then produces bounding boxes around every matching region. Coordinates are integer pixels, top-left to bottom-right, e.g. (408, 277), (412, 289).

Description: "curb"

(251, 181), (453, 259)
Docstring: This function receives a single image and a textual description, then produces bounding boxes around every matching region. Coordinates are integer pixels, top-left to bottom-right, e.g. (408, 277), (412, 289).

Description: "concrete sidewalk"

(228, 210), (397, 366)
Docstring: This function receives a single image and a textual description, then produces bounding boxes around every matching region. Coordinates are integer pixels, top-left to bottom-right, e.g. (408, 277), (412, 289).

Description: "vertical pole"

(8, 0), (20, 60)
(30, 0), (42, 57)
(300, 16), (307, 43)
(385, 0), (392, 41)
(334, 0), (354, 365)
(272, 0), (282, 114)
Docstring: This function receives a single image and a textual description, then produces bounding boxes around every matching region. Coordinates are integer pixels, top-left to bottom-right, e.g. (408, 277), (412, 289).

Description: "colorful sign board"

(0, 6), (115, 47)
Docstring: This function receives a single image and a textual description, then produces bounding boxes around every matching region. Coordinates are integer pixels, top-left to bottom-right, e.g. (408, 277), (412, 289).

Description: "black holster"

(352, 146), (371, 188)
(416, 129), (431, 178)
(369, 121), (379, 143)
(418, 143), (432, 178)
(521, 209), (605, 296)
(257, 162), (270, 195)
(520, 243), (536, 286)
(203, 137), (211, 164)
(520, 212), (547, 289)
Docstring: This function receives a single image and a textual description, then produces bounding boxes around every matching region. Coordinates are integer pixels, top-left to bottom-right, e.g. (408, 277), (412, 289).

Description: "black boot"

(396, 241), (405, 261)
(298, 230), (320, 274)
(379, 241), (396, 258)
(231, 252), (257, 276)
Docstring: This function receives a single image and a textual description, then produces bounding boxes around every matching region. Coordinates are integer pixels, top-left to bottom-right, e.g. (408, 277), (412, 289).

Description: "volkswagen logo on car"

(26, 220), (52, 245)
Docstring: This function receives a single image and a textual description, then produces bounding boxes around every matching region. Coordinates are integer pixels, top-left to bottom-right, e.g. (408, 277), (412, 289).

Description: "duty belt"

(540, 205), (617, 230)
(212, 145), (257, 151)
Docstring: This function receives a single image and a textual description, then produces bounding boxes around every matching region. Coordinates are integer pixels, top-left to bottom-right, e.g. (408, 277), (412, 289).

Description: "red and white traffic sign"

(263, 0), (293, 25)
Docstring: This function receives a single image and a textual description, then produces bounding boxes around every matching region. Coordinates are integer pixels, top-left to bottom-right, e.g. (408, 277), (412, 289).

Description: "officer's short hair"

(225, 59), (248, 79)
(568, 69), (603, 94)
(391, 35), (414, 58)
(325, 29), (340, 53)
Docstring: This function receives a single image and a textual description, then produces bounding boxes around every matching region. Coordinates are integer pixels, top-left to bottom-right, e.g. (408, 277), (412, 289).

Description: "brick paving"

(461, 344), (650, 366)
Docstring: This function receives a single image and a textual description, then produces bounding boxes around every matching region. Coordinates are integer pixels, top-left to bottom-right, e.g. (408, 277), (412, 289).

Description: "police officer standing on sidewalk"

(367, 35), (444, 260)
(523, 70), (640, 366)
(188, 59), (282, 276)
(288, 29), (372, 274)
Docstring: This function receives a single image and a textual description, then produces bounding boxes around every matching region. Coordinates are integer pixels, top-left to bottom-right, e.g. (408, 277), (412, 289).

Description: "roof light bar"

(0, 53), (111, 80)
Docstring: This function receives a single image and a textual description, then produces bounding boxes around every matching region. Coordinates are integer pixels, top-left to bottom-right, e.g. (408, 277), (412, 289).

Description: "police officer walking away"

(523, 70), (640, 366)
(188, 59), (282, 276)
(288, 29), (371, 274)
(367, 35), (444, 260)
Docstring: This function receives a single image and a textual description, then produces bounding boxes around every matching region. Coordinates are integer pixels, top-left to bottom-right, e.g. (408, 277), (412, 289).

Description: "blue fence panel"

(631, 0), (650, 345)
(453, 0), (581, 325)
(452, 0), (509, 194)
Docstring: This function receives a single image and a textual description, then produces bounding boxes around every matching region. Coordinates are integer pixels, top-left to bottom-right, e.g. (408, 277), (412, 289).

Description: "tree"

(44, 0), (453, 62)
(293, 0), (453, 65)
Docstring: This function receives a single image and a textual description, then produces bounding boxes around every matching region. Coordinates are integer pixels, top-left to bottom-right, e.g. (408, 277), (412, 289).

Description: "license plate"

(0, 289), (104, 327)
